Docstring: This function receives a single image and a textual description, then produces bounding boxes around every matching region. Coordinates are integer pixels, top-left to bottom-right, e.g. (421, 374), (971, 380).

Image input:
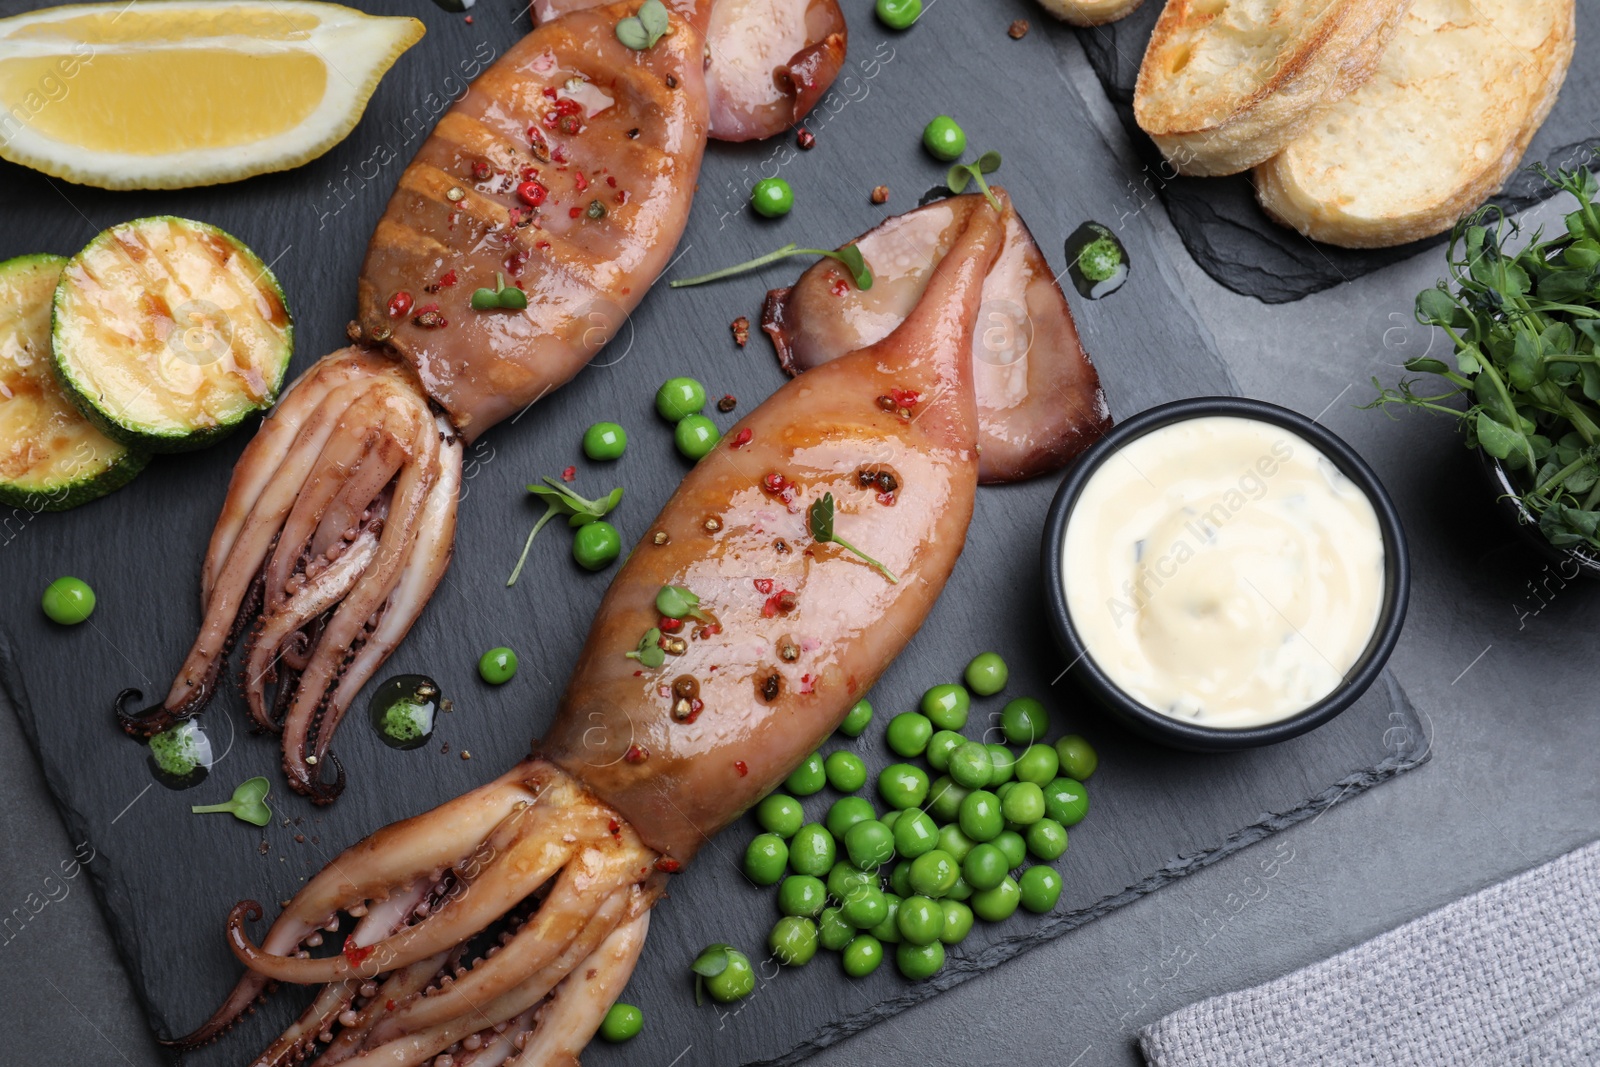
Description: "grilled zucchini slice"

(52, 216), (294, 452)
(0, 253), (147, 511)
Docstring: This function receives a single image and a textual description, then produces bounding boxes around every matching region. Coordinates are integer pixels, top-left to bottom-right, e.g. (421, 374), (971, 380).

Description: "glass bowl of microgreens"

(1369, 163), (1600, 577)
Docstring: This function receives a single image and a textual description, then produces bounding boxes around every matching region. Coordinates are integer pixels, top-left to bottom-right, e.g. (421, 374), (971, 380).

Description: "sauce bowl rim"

(1039, 395), (1410, 752)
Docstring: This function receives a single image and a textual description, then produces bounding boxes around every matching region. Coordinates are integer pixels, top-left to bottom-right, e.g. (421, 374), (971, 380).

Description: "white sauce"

(1062, 416), (1385, 728)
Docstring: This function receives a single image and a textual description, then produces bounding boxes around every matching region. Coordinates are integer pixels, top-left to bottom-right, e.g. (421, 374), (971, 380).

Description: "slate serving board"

(1068, 2), (1600, 304)
(0, 1), (1424, 1063)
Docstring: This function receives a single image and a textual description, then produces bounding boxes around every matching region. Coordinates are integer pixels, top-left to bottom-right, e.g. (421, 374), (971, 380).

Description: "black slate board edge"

(752, 670), (1429, 1067)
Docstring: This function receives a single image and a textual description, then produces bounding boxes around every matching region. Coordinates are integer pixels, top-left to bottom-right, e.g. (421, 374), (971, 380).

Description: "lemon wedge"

(0, 1), (424, 189)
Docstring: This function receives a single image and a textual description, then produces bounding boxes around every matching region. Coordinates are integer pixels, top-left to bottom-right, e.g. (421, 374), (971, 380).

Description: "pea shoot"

(470, 272), (528, 311)
(670, 242), (873, 291)
(656, 584), (713, 622)
(625, 627), (665, 668)
(507, 478), (623, 586)
(947, 150), (1003, 212)
(190, 776), (272, 827)
(808, 492), (898, 583)
(615, 0), (669, 50)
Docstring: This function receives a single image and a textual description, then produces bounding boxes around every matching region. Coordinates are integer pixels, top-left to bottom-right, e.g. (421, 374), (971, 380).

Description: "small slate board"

(0, 1), (1424, 1064)
(1069, 3), (1600, 304)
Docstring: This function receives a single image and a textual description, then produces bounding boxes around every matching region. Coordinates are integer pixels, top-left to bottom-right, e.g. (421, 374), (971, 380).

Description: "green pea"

(778, 874), (827, 917)
(842, 934), (884, 977)
(826, 796), (876, 840)
(996, 782), (1015, 802)
(921, 115), (966, 162)
(936, 823), (974, 863)
(770, 915), (819, 965)
(477, 646), (518, 685)
(874, 0), (921, 30)
(920, 683), (970, 730)
(939, 899), (974, 944)
(927, 775), (969, 823)
(896, 939), (945, 980)
(599, 1002), (643, 1042)
(655, 376), (707, 420)
(744, 834), (788, 885)
(674, 414), (720, 460)
(886, 711), (934, 757)
(994, 830), (1027, 870)
(1026, 817), (1069, 862)
(827, 861), (871, 902)
(41, 576), (94, 625)
(818, 905), (855, 951)
(881, 809), (902, 831)
(889, 860), (913, 898)
(840, 698), (873, 737)
(971, 875), (1020, 922)
(582, 421), (627, 460)
(1000, 696), (1050, 745)
(985, 743), (1016, 785)
(957, 790), (1002, 843)
(1015, 743), (1059, 786)
(877, 762), (930, 810)
(962, 842), (1008, 891)
(908, 849), (958, 898)
(963, 651), (1008, 696)
(750, 176), (795, 218)
(896, 895), (942, 945)
(786, 752), (826, 796)
(842, 883), (889, 928)
(892, 809), (938, 859)
(945, 874), (973, 902)
(789, 823), (836, 876)
(1001, 781), (1045, 826)
(1055, 734), (1099, 780)
(869, 893), (903, 943)
(845, 820), (895, 870)
(825, 750), (868, 792)
(704, 948), (755, 1002)
(926, 730), (964, 771)
(756, 793), (804, 838)
(1044, 777), (1090, 827)
(947, 741), (992, 789)
(1019, 865), (1063, 913)
(572, 520), (621, 571)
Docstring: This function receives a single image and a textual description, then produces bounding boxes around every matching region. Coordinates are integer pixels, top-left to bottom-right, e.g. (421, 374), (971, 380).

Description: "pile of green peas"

(655, 376), (721, 461)
(739, 652), (1098, 984)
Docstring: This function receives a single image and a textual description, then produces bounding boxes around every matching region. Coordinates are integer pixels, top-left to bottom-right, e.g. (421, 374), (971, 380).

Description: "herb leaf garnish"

(808, 492), (898, 583)
(691, 943), (732, 1005)
(670, 242), (873, 290)
(656, 584), (712, 622)
(508, 478), (624, 586)
(947, 150), (1002, 211)
(191, 776), (272, 827)
(625, 627), (666, 668)
(617, 0), (669, 50)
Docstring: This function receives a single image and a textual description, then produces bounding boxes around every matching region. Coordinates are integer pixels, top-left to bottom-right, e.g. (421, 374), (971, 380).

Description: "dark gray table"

(4, 11), (1597, 1067)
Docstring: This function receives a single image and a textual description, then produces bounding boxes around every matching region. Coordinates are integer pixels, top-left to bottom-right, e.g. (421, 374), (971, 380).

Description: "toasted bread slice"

(1134, 0), (1411, 177)
(1256, 0), (1575, 248)
(1036, 0), (1146, 26)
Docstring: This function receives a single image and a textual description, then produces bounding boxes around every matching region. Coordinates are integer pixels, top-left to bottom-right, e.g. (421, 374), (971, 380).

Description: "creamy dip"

(1062, 416), (1385, 728)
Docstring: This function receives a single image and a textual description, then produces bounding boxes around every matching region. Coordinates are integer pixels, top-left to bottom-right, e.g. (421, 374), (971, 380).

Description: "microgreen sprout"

(191, 776), (272, 827)
(690, 943), (732, 1006)
(808, 492), (898, 583)
(508, 478), (624, 586)
(471, 272), (528, 311)
(656, 584), (712, 622)
(670, 242), (873, 291)
(625, 627), (666, 668)
(616, 0), (669, 50)
(946, 150), (1002, 211)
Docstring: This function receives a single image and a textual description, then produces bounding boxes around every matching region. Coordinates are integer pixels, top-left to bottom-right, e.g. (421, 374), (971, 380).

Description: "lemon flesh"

(0, 1), (424, 190)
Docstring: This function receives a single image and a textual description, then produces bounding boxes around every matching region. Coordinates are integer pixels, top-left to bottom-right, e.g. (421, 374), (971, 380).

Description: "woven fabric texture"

(1140, 840), (1600, 1066)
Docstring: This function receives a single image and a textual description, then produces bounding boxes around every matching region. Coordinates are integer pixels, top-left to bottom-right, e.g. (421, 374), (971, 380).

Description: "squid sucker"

(113, 0), (850, 803)
(171, 182), (1013, 1067)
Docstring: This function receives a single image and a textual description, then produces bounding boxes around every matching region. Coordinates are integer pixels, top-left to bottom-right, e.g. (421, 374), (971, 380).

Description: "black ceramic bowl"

(1479, 450), (1600, 578)
(1040, 396), (1411, 752)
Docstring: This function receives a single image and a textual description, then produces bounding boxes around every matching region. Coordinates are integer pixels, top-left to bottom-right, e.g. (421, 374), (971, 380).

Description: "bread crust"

(1256, 0), (1575, 248)
(1134, 0), (1412, 176)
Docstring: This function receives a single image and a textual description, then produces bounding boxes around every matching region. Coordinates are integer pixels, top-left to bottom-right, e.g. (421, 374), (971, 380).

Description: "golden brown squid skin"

(355, 2), (710, 439)
(546, 199), (1006, 862)
(764, 192), (1114, 483)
